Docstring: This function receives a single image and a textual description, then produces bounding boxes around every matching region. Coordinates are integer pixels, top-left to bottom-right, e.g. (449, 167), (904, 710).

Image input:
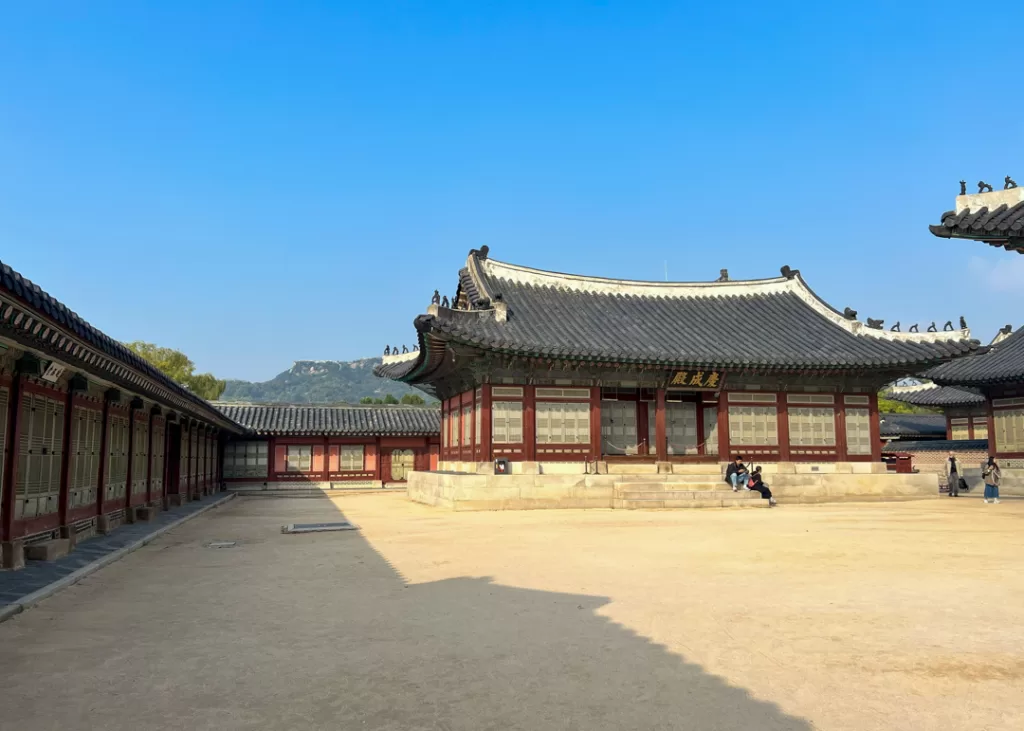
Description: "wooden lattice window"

(150, 418), (165, 496)
(132, 418), (150, 495)
(492, 401), (524, 444)
(994, 409), (1024, 452)
(16, 392), (65, 518)
(844, 408), (872, 455)
(104, 413), (129, 501)
(728, 405), (779, 446)
(462, 405), (473, 447)
(949, 418), (970, 441)
(339, 445), (364, 471)
(0, 388), (8, 508)
(285, 445), (312, 472)
(788, 407), (837, 447)
(537, 402), (591, 444)
(971, 417), (988, 440)
(703, 406), (719, 455)
(69, 405), (102, 509)
(223, 441), (268, 478)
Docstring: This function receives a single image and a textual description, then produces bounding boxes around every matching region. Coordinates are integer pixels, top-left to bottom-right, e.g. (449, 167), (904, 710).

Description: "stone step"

(616, 482), (731, 492)
(619, 490), (762, 501)
(614, 498), (771, 509)
(621, 474), (727, 484)
(24, 538), (71, 562)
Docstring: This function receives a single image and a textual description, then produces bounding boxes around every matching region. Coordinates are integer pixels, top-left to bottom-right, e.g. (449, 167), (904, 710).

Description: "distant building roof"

(929, 183), (1024, 254)
(882, 439), (988, 453)
(925, 327), (1024, 386)
(213, 403), (440, 436)
(377, 248), (979, 388)
(885, 383), (986, 407)
(878, 414), (947, 439)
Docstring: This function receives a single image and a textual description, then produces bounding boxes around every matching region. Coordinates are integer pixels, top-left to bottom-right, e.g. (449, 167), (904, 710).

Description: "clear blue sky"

(2, 2), (1022, 382)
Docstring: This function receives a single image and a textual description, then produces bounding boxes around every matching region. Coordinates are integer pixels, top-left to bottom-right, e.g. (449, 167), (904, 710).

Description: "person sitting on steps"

(748, 466), (777, 506)
(724, 455), (750, 492)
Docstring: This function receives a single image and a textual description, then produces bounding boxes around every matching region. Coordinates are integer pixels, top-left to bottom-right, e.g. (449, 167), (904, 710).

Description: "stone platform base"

(409, 467), (939, 511)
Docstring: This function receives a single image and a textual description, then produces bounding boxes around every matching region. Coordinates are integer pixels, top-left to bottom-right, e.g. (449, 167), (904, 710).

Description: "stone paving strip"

(0, 493), (235, 623)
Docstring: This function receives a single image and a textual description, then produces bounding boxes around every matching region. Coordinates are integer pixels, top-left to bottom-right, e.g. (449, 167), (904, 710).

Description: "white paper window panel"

(993, 397), (1024, 408)
(994, 409), (1024, 452)
(17, 393), (65, 500)
(536, 402), (591, 444)
(535, 387), (590, 400)
(646, 402), (698, 455)
(492, 386), (524, 398)
(463, 407), (473, 445)
(703, 406), (719, 455)
(728, 406), (779, 446)
(492, 401), (524, 444)
(844, 408), (872, 455)
(950, 425), (970, 440)
(788, 407), (837, 446)
(949, 417), (970, 425)
(340, 445), (364, 471)
(787, 394), (835, 404)
(728, 393), (777, 403)
(844, 395), (870, 405)
(601, 400), (638, 454)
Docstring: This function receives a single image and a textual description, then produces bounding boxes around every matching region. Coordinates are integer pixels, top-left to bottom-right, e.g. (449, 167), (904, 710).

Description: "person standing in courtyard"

(944, 451), (961, 497)
(982, 456), (1001, 504)
(725, 455), (750, 492)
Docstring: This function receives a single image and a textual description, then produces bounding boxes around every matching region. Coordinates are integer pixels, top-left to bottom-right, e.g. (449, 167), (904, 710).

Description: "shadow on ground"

(266, 496), (812, 731)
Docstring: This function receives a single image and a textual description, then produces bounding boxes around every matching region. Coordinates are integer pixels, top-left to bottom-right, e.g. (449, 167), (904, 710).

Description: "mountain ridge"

(219, 357), (428, 404)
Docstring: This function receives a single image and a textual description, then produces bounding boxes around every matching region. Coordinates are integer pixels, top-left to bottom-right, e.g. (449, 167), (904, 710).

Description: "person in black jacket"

(724, 455), (750, 492)
(748, 466), (777, 506)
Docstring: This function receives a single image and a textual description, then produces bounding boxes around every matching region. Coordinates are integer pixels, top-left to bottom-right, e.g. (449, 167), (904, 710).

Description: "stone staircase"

(612, 475), (770, 509)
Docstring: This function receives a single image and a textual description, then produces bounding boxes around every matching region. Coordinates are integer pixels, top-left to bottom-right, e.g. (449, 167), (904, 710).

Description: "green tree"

(383, 394), (399, 404)
(126, 341), (226, 401)
(400, 393), (425, 405)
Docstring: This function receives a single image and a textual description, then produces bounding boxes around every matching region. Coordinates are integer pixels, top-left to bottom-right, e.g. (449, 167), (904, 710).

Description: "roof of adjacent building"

(0, 258), (240, 431)
(878, 413), (948, 439)
(882, 439), (988, 453)
(376, 248), (979, 383)
(929, 184), (1024, 254)
(213, 403), (441, 436)
(885, 383), (986, 407)
(924, 326), (1024, 386)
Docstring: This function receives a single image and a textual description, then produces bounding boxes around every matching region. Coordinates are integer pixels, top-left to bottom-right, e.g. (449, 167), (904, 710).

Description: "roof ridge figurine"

(1005, 175), (1018, 190)
(978, 180), (993, 193)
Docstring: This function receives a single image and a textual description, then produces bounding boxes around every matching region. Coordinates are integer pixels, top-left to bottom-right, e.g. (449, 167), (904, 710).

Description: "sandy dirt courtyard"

(1, 493), (1022, 731)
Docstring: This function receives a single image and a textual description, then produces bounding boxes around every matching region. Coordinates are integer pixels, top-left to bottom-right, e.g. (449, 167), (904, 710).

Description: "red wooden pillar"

(123, 400), (138, 512)
(320, 436), (330, 483)
(480, 384), (493, 463)
(57, 385), (75, 530)
(266, 436), (275, 482)
(589, 387), (602, 461)
(986, 399), (997, 456)
(717, 391), (731, 460)
(145, 409), (155, 503)
(945, 415), (953, 441)
(94, 392), (112, 516)
(1, 374), (24, 544)
(776, 392), (791, 462)
(523, 385), (536, 461)
(373, 437), (383, 483)
(868, 392), (883, 462)
(655, 388), (667, 461)
(182, 420), (192, 500)
(834, 397), (847, 461)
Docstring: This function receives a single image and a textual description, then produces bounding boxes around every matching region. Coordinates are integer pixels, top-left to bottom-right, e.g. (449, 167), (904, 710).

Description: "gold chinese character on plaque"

(668, 369), (724, 391)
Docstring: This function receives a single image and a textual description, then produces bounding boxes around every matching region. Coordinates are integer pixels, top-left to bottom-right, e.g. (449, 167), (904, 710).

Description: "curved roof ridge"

(479, 257), (974, 345)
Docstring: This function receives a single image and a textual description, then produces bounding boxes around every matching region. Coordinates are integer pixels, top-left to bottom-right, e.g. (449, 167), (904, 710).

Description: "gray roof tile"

(213, 403), (440, 436)
(925, 327), (1024, 386)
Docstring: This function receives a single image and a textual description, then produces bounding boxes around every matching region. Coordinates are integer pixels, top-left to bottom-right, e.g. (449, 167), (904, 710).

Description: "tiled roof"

(886, 384), (986, 407)
(930, 204), (1024, 254)
(0, 258), (240, 431)
(213, 403), (440, 436)
(878, 414), (947, 439)
(882, 439), (988, 453)
(925, 327), (1024, 386)
(377, 249), (979, 382)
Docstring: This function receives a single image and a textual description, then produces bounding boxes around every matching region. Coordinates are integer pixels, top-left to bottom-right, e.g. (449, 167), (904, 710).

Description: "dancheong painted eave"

(375, 247), (981, 383)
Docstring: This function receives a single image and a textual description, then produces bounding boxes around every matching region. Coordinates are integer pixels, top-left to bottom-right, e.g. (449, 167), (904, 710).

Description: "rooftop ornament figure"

(431, 290), (441, 305)
(402, 345), (408, 354)
(867, 318), (884, 330)
(716, 269), (729, 282)
(978, 180), (994, 193)
(1006, 176), (1018, 190)
(780, 265), (799, 279)
(927, 322), (937, 332)
(384, 345), (390, 356)
(960, 316), (968, 330)
(890, 322), (900, 332)
(842, 307), (858, 320)
(960, 180), (967, 195)
(441, 295), (449, 308)
(943, 321), (954, 331)
(909, 324), (919, 333)
(392, 345), (398, 355)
